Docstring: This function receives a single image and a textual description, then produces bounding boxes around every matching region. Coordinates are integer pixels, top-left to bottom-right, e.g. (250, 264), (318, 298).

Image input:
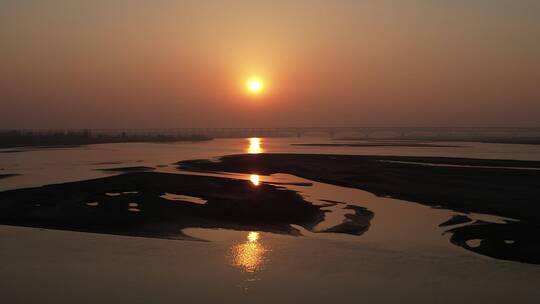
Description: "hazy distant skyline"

(1, 0), (539, 128)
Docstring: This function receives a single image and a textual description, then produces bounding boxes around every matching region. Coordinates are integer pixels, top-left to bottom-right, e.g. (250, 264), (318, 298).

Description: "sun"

(246, 77), (264, 95)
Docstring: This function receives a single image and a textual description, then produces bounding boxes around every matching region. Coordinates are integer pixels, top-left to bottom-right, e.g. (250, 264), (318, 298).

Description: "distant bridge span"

(85, 127), (540, 139)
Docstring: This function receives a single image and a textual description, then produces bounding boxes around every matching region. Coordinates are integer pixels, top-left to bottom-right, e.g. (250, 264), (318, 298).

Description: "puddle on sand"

(466, 239), (482, 248)
(160, 193), (207, 205)
(105, 191), (138, 197)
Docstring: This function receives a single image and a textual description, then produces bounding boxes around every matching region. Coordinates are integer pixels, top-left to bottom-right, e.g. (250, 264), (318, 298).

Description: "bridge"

(81, 127), (540, 139)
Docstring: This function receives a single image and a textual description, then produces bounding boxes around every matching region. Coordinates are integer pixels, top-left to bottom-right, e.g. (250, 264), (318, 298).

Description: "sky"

(1, 0), (539, 128)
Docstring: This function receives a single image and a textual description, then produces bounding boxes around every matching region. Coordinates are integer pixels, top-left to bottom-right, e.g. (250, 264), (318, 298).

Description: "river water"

(1, 138), (539, 303)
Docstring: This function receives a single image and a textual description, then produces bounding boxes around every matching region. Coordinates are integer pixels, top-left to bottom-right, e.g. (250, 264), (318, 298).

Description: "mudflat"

(179, 153), (540, 263)
(179, 154), (540, 219)
(0, 172), (373, 239)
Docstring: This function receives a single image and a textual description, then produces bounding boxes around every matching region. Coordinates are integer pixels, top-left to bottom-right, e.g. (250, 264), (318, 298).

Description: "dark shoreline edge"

(333, 137), (540, 145)
(0, 174), (19, 180)
(178, 153), (540, 264)
(0, 132), (212, 150)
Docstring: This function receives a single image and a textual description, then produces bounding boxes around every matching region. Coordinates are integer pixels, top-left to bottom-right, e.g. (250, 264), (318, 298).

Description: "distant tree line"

(0, 130), (211, 149)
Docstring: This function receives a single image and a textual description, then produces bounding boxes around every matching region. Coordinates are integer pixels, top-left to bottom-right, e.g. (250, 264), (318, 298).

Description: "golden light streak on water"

(230, 232), (267, 273)
(247, 137), (263, 154)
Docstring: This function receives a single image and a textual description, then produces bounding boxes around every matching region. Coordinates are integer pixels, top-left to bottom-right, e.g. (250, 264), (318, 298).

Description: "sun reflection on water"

(247, 137), (263, 154)
(247, 231), (259, 242)
(230, 232), (268, 273)
(250, 174), (260, 186)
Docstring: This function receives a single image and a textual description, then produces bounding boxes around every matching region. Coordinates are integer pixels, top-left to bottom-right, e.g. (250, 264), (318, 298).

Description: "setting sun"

(246, 77), (264, 95)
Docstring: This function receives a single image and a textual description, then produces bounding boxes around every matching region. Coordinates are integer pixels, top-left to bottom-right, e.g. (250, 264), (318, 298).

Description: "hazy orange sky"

(1, 0), (539, 128)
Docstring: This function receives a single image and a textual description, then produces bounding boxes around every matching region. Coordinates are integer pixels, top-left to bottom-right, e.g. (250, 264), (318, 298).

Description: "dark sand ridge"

(438, 215), (472, 227)
(0, 174), (19, 180)
(178, 154), (540, 218)
(0, 149), (26, 153)
(97, 166), (156, 173)
(178, 154), (540, 264)
(0, 172), (373, 240)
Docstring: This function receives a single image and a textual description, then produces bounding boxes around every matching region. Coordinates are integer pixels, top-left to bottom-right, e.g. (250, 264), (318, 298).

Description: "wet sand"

(178, 153), (540, 263)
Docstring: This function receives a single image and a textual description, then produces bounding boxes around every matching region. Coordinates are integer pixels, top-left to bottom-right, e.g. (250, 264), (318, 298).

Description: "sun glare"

(246, 77), (264, 95)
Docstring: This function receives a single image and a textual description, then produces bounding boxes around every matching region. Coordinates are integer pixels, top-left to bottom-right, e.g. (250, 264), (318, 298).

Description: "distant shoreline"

(292, 142), (461, 148)
(0, 131), (212, 149)
(333, 137), (540, 145)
